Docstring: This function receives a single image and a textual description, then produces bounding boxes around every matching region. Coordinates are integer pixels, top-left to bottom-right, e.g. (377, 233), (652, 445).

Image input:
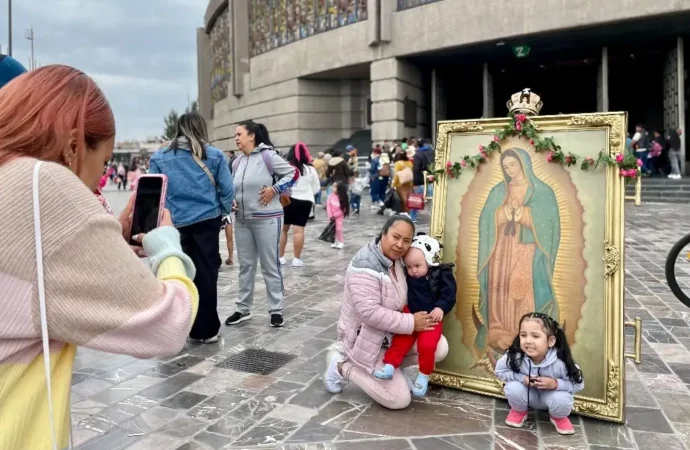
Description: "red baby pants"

(383, 306), (443, 375)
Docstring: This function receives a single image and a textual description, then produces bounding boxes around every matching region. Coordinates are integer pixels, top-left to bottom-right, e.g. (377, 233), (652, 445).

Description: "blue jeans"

(315, 190), (322, 205)
(636, 150), (651, 174)
(350, 193), (361, 211)
(370, 177), (379, 202)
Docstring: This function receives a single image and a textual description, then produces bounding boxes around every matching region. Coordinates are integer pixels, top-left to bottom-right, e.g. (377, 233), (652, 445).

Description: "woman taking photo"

(149, 113), (234, 344)
(322, 214), (448, 409)
(226, 120), (297, 328)
(279, 142), (321, 267)
(0, 65), (199, 450)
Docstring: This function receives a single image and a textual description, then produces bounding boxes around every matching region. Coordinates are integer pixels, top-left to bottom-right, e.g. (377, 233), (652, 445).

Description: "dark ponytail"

(238, 120), (274, 148)
(375, 213), (415, 244)
(506, 312), (583, 384)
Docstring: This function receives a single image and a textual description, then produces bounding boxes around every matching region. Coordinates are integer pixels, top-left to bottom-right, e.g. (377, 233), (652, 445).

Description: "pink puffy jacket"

(337, 240), (415, 373)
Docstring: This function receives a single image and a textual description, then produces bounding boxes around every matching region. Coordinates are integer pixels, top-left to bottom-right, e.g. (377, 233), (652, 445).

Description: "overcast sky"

(0, 0), (206, 141)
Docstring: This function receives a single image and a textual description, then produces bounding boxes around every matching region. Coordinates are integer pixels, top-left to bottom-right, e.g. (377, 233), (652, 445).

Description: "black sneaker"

(270, 314), (284, 328)
(225, 312), (252, 325)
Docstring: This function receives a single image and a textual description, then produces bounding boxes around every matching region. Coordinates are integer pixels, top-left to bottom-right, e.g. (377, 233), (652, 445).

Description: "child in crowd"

(374, 234), (456, 397)
(350, 174), (368, 215)
(495, 312), (584, 435)
(327, 181), (349, 249)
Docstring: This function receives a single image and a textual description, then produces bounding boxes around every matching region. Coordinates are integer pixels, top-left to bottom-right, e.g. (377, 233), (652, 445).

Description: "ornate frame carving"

(429, 113), (627, 423)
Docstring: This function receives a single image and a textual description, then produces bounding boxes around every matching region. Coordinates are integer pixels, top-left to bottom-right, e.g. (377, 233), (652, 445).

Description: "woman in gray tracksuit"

(225, 120), (298, 328)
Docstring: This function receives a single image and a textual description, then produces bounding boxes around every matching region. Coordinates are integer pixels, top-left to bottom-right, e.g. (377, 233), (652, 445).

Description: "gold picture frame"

(428, 112), (635, 423)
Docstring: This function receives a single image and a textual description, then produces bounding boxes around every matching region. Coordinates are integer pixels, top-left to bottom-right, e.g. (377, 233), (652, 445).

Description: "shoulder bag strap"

(33, 161), (69, 450)
(192, 153), (217, 188)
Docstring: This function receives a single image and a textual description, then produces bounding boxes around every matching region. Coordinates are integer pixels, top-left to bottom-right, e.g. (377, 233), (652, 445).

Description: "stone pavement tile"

(624, 406), (674, 433)
(495, 408), (538, 431)
(669, 363), (690, 384)
(625, 380), (658, 408)
(90, 375), (165, 405)
(76, 427), (142, 450)
(257, 380), (306, 403)
(639, 373), (690, 394)
(194, 431), (233, 449)
(71, 372), (91, 386)
(241, 374), (277, 392)
(173, 442), (210, 450)
(672, 423), (690, 447)
(642, 326), (678, 344)
(123, 433), (186, 450)
(71, 427), (102, 447)
(72, 377), (114, 399)
(184, 367), (248, 396)
(343, 399), (493, 438)
(161, 391), (209, 410)
(198, 388), (255, 411)
(494, 427), (539, 449)
(230, 417), (300, 447)
(654, 393), (690, 423)
(98, 359), (164, 384)
(411, 434), (494, 449)
(632, 431), (686, 450)
(206, 398), (275, 439)
(158, 417), (208, 439)
(323, 440), (412, 450)
(136, 372), (205, 400)
(581, 418), (635, 448)
(120, 405), (181, 434)
(286, 400), (365, 443)
(183, 360), (217, 376)
(650, 343), (690, 364)
(539, 423), (587, 449)
(289, 379), (336, 409)
(269, 403), (319, 424)
(146, 355), (206, 377)
(635, 354), (673, 374)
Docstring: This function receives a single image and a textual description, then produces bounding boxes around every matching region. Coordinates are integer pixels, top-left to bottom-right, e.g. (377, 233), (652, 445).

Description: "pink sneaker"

(550, 416), (575, 435)
(505, 409), (528, 428)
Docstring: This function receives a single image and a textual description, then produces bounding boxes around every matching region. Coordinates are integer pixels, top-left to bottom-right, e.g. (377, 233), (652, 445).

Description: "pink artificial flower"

(460, 160), (467, 167)
(517, 114), (527, 122)
(636, 158), (643, 167)
(516, 122), (522, 131)
(446, 161), (452, 168)
(480, 151), (488, 158)
(546, 151), (554, 162)
(615, 153), (624, 163)
(529, 139), (535, 145)
(585, 157), (595, 165)
(478, 144), (485, 152)
(629, 169), (638, 177)
(493, 135), (500, 142)
(619, 169), (626, 177)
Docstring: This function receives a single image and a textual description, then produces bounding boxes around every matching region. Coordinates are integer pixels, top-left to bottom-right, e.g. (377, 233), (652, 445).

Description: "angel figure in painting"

(473, 148), (561, 360)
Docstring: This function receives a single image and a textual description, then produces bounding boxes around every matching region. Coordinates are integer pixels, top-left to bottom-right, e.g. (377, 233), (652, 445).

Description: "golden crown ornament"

(506, 88), (543, 117)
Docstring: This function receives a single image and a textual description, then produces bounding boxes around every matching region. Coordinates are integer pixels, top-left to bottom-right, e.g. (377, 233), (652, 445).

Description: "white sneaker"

(292, 258), (304, 267)
(370, 205), (379, 210)
(279, 257), (287, 265)
(331, 242), (338, 248)
(335, 242), (344, 249)
(323, 344), (344, 394)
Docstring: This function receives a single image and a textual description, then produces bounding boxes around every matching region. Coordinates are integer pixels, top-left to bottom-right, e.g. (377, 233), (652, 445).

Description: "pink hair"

(295, 141), (312, 163)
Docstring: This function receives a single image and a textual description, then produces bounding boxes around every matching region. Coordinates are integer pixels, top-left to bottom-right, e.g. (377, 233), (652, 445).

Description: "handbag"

(406, 191), (425, 210)
(318, 219), (337, 244)
(397, 167), (413, 185)
(32, 162), (73, 450)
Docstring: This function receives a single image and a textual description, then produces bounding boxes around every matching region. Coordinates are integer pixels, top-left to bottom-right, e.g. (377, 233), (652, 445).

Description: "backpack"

(379, 163), (391, 177)
(233, 149), (296, 201)
(650, 140), (663, 157)
(636, 131), (650, 150)
(429, 263), (455, 300)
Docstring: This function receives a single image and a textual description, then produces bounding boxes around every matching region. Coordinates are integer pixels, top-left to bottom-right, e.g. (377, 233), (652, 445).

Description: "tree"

(186, 100), (198, 115)
(163, 109), (179, 140)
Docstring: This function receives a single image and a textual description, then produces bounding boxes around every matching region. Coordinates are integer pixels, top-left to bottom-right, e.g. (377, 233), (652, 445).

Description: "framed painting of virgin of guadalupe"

(428, 98), (637, 423)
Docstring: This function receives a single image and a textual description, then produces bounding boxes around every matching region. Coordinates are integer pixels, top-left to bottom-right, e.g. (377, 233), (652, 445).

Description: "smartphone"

(129, 175), (168, 246)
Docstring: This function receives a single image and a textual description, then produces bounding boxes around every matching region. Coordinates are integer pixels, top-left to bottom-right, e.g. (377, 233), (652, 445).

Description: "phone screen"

(129, 176), (164, 245)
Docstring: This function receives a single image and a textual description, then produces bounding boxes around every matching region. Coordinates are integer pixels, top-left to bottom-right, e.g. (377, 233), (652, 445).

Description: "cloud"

(0, 0), (206, 140)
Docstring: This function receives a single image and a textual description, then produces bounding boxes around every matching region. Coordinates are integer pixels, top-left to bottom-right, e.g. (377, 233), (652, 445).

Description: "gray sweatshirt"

(495, 348), (584, 394)
(232, 144), (298, 219)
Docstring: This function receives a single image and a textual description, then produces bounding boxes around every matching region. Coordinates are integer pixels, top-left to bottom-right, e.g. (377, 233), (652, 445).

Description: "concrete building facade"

(198, 0), (690, 171)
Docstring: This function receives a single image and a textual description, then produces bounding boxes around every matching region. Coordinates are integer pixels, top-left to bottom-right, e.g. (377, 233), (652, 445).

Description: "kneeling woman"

(323, 214), (449, 409)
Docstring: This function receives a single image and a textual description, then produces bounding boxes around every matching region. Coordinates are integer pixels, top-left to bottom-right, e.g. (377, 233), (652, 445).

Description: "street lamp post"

(24, 25), (34, 70)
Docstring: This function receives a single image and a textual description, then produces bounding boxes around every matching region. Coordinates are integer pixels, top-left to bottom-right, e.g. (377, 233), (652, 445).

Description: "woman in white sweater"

(279, 143), (321, 267)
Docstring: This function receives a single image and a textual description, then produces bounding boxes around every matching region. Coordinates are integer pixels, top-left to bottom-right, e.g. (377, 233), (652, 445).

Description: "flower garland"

(429, 114), (641, 183)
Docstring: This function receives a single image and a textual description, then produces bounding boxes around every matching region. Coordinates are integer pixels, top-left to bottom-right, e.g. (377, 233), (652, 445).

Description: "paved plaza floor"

(70, 188), (690, 450)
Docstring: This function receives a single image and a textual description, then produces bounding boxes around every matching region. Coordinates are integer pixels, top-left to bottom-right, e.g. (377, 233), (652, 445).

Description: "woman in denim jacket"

(149, 113), (234, 343)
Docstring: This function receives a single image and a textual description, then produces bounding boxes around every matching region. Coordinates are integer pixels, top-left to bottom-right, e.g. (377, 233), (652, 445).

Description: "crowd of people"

(629, 123), (684, 178)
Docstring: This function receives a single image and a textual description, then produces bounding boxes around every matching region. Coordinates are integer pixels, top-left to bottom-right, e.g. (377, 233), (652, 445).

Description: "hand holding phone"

(128, 175), (168, 247)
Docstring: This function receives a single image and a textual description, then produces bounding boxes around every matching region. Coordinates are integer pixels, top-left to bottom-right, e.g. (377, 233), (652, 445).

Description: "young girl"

(495, 312), (584, 436)
(327, 181), (349, 249)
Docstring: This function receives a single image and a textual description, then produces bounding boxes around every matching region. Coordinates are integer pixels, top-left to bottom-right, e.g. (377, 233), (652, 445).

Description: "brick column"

(370, 58), (428, 144)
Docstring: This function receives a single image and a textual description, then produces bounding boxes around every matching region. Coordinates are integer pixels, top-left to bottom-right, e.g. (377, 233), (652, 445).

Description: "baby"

(374, 234), (457, 396)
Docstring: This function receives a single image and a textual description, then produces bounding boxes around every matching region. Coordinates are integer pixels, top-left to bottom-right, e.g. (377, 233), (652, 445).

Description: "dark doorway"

(491, 48), (599, 117)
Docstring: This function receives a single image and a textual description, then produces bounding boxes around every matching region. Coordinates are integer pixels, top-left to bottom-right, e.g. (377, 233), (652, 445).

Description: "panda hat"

(410, 233), (442, 267)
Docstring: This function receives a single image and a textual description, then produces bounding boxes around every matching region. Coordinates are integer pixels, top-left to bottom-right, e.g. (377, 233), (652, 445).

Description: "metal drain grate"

(215, 348), (296, 375)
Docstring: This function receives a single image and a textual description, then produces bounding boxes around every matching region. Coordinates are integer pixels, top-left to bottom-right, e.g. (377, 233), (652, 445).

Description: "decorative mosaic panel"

(249, 0), (367, 57)
(210, 6), (231, 103)
(397, 0), (443, 11)
(663, 47), (679, 130)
